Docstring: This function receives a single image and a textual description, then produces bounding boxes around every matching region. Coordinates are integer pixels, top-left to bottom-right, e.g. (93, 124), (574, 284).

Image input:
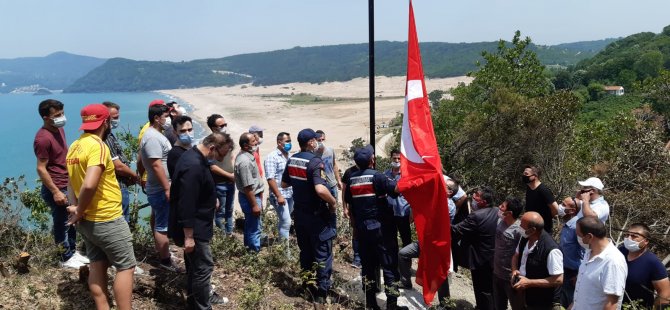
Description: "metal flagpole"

(368, 0), (376, 156)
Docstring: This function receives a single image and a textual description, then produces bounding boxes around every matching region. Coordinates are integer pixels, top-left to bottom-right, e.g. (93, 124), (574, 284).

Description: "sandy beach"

(161, 75), (471, 166)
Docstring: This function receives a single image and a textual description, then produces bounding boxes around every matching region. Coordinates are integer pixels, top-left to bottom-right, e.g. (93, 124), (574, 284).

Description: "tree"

(633, 50), (664, 79)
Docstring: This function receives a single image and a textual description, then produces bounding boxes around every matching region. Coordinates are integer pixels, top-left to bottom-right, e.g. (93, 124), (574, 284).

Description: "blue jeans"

(120, 185), (130, 223)
(41, 185), (76, 262)
(146, 192), (169, 232)
(238, 192), (262, 252)
(269, 194), (294, 239)
(214, 183), (235, 234)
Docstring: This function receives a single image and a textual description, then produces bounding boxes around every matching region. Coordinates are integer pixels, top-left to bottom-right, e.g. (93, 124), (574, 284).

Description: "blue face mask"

(111, 119), (120, 129)
(52, 115), (67, 128)
(178, 133), (194, 145)
(283, 142), (292, 153)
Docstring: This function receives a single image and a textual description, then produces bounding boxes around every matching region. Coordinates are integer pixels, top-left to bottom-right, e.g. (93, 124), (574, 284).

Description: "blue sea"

(0, 92), (205, 224)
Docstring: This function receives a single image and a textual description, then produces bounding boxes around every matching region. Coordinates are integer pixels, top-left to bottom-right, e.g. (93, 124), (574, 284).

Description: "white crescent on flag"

(400, 79), (425, 164)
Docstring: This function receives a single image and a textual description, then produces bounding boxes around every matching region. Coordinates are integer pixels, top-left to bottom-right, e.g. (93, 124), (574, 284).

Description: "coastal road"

(375, 132), (394, 158)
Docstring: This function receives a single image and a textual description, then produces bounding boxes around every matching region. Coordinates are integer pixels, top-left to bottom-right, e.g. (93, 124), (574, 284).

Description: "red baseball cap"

(148, 99), (165, 108)
(79, 104), (110, 130)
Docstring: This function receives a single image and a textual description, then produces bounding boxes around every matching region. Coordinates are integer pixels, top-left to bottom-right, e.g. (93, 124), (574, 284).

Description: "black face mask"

(522, 175), (532, 184)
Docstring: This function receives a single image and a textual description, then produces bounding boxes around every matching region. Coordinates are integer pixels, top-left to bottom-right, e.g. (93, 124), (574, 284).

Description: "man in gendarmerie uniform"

(281, 128), (337, 304)
(346, 144), (409, 310)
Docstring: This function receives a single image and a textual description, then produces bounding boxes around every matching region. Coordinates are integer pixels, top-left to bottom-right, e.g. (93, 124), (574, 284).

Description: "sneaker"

(60, 256), (86, 269)
(159, 259), (185, 273)
(209, 292), (229, 305)
(72, 251), (90, 264)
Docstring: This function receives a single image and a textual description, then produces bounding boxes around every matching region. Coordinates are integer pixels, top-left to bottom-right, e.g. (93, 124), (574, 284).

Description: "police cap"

(354, 144), (375, 168)
(298, 128), (318, 145)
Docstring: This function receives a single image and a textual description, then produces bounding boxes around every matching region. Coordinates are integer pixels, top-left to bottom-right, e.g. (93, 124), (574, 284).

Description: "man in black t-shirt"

(522, 164), (559, 233)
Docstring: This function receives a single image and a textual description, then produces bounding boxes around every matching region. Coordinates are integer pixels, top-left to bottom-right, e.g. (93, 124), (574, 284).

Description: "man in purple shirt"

(33, 99), (88, 268)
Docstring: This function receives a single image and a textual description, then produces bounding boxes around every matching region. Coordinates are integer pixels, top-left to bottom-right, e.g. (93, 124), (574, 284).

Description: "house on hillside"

(603, 85), (624, 96)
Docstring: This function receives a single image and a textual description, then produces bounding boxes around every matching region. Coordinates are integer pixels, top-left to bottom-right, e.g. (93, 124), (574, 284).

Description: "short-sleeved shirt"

(167, 145), (188, 178)
(619, 247), (669, 307)
(235, 151), (264, 194)
(525, 183), (556, 233)
(104, 132), (133, 187)
(384, 170), (410, 217)
(66, 133), (122, 222)
(33, 127), (69, 189)
(517, 241), (564, 277)
(264, 148), (292, 199)
(318, 147), (338, 188)
(576, 196), (610, 223)
(573, 241), (628, 309)
(140, 127), (172, 195)
(493, 219), (522, 280)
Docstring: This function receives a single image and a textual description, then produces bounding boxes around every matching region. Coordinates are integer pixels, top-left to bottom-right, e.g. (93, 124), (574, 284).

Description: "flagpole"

(368, 0), (376, 158)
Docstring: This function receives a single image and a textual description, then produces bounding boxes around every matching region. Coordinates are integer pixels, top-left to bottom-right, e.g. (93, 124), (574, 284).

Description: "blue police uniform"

(346, 145), (407, 310)
(281, 130), (336, 302)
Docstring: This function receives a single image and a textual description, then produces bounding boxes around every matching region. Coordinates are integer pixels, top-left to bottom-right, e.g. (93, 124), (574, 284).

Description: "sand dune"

(161, 76), (471, 164)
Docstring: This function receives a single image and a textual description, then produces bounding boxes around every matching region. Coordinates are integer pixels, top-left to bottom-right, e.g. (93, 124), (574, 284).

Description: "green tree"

(633, 50), (664, 79)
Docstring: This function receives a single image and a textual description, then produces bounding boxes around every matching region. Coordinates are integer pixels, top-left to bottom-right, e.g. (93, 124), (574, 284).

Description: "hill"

(575, 25), (670, 87)
(0, 52), (106, 93)
(64, 39), (616, 93)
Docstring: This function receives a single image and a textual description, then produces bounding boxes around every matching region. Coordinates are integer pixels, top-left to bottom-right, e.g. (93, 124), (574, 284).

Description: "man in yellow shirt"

(66, 104), (136, 310)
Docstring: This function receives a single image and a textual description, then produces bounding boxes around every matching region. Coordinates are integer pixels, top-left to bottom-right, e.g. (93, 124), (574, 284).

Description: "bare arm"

(510, 252), (520, 281)
(112, 158), (138, 180)
(149, 158), (170, 200)
(514, 274), (563, 290)
(267, 179), (284, 202)
(653, 277), (670, 307)
(579, 191), (598, 218)
(316, 184), (337, 212)
(332, 154), (342, 189)
(602, 294), (620, 310)
(243, 185), (261, 217)
(66, 165), (103, 224)
(210, 164), (234, 182)
(36, 158), (67, 205)
(136, 152), (145, 177)
(549, 201), (559, 217)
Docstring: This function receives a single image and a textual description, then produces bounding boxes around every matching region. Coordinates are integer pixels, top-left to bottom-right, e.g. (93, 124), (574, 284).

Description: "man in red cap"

(66, 103), (136, 310)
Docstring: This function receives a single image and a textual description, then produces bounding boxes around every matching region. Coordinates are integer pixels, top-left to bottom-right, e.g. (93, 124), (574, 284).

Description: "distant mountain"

(0, 52), (106, 93)
(65, 39), (616, 93)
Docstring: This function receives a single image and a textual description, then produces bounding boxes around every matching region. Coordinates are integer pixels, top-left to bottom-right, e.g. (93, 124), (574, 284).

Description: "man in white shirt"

(511, 211), (563, 309)
(570, 216), (627, 310)
(577, 177), (609, 223)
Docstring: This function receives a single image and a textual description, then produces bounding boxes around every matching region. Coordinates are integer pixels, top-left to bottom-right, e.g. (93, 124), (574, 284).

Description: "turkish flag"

(397, 0), (452, 305)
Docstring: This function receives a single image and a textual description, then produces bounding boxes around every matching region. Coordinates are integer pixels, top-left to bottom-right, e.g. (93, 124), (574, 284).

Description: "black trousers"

(471, 265), (493, 310)
(185, 240), (214, 310)
(358, 219), (401, 307)
(394, 215), (412, 248)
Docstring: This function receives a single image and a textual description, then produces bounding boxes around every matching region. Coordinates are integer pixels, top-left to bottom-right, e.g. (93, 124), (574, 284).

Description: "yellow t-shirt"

(138, 121), (151, 182)
(67, 133), (122, 222)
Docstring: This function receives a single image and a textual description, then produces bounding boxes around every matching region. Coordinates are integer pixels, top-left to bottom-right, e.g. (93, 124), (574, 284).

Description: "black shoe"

(399, 281), (412, 289)
(209, 292), (228, 305)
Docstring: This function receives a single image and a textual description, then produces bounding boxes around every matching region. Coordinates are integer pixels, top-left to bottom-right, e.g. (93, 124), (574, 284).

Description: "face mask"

(257, 137), (264, 145)
(471, 198), (479, 211)
(52, 115), (67, 128)
(391, 162), (401, 168)
(557, 204), (566, 217)
(311, 141), (319, 153)
(578, 235), (590, 250)
(318, 142), (325, 150)
(497, 209), (505, 220)
(283, 142), (292, 153)
(219, 127), (228, 134)
(111, 119), (120, 129)
(522, 175), (532, 184)
(518, 227), (531, 238)
(162, 117), (172, 130)
(250, 144), (259, 153)
(179, 133), (194, 145)
(177, 106), (187, 115)
(623, 238), (642, 252)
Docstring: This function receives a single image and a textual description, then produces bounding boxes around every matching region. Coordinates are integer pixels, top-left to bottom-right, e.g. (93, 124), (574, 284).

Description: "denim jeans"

(146, 192), (169, 232)
(214, 183), (235, 234)
(41, 185), (76, 262)
(120, 185), (130, 223)
(269, 194), (294, 239)
(238, 192), (262, 252)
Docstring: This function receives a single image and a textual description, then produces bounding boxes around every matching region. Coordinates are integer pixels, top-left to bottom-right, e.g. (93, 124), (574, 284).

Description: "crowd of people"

(33, 98), (670, 310)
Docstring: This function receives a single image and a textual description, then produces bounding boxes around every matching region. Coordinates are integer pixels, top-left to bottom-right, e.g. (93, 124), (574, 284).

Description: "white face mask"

(250, 144), (259, 153)
(177, 106), (187, 115)
(52, 115), (67, 128)
(623, 238), (642, 252)
(517, 227), (531, 239)
(391, 162), (401, 169)
(219, 127), (228, 134)
(257, 137), (263, 145)
(162, 117), (172, 130)
(557, 204), (566, 217)
(578, 235), (590, 250)
(111, 119), (120, 129)
(497, 209), (505, 220)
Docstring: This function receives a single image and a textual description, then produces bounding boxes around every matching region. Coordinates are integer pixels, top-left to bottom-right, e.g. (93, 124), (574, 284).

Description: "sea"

(0, 91), (206, 225)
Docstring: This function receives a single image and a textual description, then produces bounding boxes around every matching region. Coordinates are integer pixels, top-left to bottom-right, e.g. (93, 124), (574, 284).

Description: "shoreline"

(159, 76), (472, 165)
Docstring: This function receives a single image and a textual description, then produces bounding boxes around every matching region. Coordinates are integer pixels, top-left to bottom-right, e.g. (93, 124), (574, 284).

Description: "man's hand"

(165, 189), (170, 202)
(337, 181), (343, 190)
(66, 205), (83, 225)
(216, 199), (220, 211)
(510, 270), (521, 285)
(512, 275), (530, 290)
(579, 190), (591, 202)
(53, 191), (68, 206)
(343, 206), (350, 219)
(277, 195), (286, 206)
(184, 237), (195, 254)
(252, 203), (261, 217)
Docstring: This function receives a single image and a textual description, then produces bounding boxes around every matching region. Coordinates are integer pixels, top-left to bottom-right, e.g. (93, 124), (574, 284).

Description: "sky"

(1, 0), (669, 61)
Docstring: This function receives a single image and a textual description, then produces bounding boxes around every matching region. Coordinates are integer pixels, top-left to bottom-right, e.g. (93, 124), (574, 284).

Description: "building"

(603, 86), (624, 96)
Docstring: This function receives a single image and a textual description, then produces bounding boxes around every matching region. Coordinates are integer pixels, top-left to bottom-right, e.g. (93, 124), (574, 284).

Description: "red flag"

(397, 0), (451, 305)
